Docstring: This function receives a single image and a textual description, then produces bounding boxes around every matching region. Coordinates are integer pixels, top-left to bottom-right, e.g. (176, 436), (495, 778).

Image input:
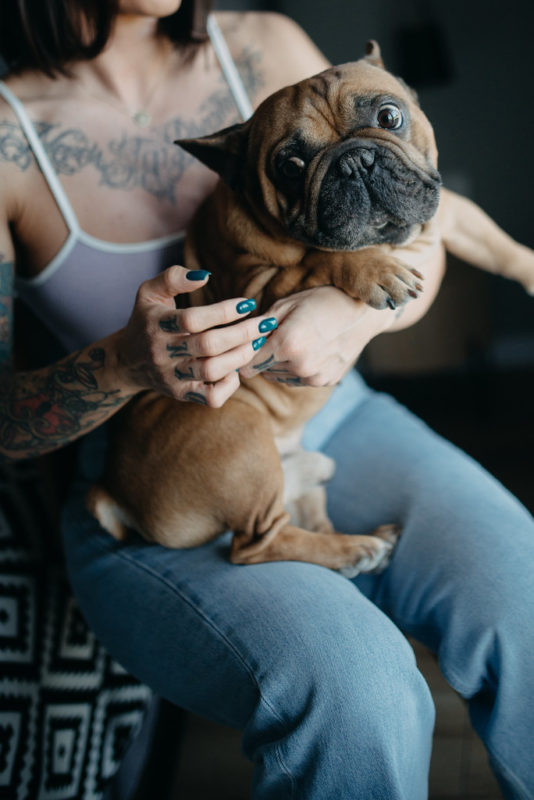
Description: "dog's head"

(176, 42), (441, 251)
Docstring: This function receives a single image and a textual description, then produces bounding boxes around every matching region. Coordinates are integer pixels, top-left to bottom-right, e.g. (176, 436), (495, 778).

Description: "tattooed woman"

(0, 2), (533, 798)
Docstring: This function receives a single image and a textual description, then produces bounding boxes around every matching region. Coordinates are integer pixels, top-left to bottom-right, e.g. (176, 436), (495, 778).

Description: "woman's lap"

(62, 373), (534, 799)
(63, 462), (434, 799)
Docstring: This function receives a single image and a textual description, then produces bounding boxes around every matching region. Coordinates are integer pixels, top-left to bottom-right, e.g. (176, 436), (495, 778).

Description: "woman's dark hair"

(0, 0), (213, 77)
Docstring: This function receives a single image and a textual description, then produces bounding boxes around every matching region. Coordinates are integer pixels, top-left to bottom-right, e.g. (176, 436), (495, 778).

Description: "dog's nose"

(338, 148), (375, 177)
(359, 149), (375, 168)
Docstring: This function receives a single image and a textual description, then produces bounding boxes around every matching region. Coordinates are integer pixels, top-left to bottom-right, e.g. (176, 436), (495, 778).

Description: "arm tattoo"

(0, 48), (264, 205)
(0, 347), (130, 460)
(0, 258), (14, 375)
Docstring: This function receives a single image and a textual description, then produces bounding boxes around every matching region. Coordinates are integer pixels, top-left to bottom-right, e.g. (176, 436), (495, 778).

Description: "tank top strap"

(206, 14), (254, 122)
(0, 80), (80, 235)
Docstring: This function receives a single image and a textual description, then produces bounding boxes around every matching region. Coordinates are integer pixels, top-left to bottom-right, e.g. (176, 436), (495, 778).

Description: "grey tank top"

(0, 15), (253, 353)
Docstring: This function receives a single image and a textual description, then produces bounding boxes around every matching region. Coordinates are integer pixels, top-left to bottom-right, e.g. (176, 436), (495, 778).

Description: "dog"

(86, 42), (534, 576)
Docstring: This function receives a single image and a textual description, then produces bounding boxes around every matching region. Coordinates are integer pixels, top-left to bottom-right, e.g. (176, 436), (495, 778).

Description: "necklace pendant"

(132, 110), (152, 128)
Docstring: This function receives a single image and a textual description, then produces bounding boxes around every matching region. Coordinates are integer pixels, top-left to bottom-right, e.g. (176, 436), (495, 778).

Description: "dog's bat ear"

(364, 40), (385, 69)
(175, 121), (250, 190)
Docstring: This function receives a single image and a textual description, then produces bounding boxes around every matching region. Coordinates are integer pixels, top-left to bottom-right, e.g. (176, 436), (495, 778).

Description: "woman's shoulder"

(0, 74), (38, 223)
(215, 11), (330, 102)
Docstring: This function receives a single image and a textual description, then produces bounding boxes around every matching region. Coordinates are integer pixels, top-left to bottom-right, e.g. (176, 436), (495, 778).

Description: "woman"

(0, 1), (532, 798)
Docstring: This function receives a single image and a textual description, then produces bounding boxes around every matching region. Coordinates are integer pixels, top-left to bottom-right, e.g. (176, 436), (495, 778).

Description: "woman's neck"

(70, 15), (176, 109)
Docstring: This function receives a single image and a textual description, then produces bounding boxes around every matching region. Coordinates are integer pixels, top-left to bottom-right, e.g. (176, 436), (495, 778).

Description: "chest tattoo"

(0, 48), (264, 204)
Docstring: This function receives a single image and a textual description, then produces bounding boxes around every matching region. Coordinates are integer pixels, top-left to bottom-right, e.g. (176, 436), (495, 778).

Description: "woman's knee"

(243, 586), (435, 799)
(251, 579), (435, 742)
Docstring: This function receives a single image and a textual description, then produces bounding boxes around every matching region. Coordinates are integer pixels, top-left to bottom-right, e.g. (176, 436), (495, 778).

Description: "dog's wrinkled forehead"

(250, 60), (434, 164)
(173, 48), (438, 199)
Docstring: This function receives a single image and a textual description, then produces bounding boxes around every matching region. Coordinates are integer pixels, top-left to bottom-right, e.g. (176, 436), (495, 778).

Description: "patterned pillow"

(0, 459), (152, 800)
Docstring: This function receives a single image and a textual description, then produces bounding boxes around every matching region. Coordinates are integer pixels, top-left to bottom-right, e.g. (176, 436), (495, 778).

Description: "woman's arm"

(0, 255), (279, 461)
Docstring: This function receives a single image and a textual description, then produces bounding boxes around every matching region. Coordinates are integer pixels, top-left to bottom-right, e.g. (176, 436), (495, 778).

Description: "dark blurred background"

(216, 0), (534, 511)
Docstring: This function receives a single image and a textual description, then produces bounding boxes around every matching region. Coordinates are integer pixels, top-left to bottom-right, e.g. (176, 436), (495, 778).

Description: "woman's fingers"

(174, 297), (273, 335)
(173, 340), (265, 384)
(137, 265), (211, 306)
(176, 371), (241, 409)
(162, 311), (278, 357)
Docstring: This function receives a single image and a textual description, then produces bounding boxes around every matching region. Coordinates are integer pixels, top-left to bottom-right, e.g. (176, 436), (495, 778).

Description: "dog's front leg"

(295, 247), (425, 310)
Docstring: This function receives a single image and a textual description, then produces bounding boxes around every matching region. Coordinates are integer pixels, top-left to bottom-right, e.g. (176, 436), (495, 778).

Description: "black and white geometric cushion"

(0, 459), (152, 800)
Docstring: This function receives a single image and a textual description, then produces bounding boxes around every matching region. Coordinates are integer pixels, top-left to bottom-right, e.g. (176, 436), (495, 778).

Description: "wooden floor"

(172, 640), (502, 799)
(171, 369), (534, 800)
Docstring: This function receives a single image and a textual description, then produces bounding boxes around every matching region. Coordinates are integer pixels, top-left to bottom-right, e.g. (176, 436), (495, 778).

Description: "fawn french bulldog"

(87, 42), (534, 576)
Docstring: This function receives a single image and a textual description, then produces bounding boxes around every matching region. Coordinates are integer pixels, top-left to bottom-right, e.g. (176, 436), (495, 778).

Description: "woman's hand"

(239, 226), (446, 387)
(113, 266), (278, 407)
(238, 287), (392, 386)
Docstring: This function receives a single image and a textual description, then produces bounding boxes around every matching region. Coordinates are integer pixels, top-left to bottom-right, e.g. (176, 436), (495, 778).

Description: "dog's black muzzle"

(309, 139), (441, 251)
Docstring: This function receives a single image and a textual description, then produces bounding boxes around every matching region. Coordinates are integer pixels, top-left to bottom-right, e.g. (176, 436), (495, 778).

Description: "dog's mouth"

(288, 138), (441, 251)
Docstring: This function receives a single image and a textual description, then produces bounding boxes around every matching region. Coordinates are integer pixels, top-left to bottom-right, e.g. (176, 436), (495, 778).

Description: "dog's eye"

(377, 104), (403, 130)
(280, 156), (306, 179)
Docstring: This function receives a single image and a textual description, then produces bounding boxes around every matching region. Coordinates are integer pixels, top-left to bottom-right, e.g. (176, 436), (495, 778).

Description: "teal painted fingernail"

(236, 299), (257, 314)
(258, 317), (277, 333)
(252, 336), (267, 351)
(186, 269), (211, 281)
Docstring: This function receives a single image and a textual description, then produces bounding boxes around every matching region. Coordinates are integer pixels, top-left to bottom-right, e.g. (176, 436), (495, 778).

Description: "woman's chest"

(12, 112), (229, 277)
(9, 53), (262, 277)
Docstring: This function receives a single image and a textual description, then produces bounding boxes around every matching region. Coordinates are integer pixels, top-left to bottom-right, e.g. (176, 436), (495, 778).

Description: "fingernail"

(252, 336), (267, 351)
(186, 269), (211, 281)
(236, 299), (257, 314)
(258, 317), (277, 333)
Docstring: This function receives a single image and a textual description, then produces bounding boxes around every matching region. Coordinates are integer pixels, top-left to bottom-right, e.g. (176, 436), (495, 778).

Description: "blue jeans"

(62, 371), (534, 800)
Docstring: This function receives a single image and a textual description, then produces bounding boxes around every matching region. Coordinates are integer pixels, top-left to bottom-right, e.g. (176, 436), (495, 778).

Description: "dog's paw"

(353, 255), (424, 310)
(338, 524), (401, 578)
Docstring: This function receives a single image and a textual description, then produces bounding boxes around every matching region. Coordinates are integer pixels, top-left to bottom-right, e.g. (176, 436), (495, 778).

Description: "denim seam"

(112, 546), (296, 797)
(258, 697), (297, 799)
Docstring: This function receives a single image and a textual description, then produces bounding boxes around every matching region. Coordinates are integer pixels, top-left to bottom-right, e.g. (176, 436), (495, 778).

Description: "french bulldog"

(87, 42), (534, 576)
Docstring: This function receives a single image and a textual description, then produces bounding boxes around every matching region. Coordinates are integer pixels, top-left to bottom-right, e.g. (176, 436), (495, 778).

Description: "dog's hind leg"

(230, 509), (400, 576)
(217, 404), (400, 575)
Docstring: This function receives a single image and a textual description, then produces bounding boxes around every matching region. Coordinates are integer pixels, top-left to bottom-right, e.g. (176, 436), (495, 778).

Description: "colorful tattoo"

(0, 347), (129, 459)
